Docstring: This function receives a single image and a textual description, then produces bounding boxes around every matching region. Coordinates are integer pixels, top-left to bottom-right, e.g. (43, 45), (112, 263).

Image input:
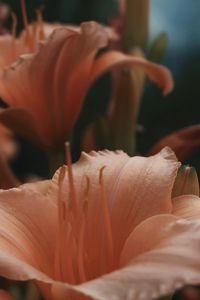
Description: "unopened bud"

(172, 165), (199, 197)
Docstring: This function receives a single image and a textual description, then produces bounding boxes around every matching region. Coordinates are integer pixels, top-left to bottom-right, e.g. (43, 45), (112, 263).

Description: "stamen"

(58, 166), (68, 223)
(65, 142), (78, 215)
(31, 22), (37, 50)
(83, 175), (90, 212)
(77, 219), (86, 282)
(36, 8), (45, 40)
(62, 226), (76, 284)
(54, 166), (66, 280)
(11, 12), (17, 60)
(77, 176), (90, 283)
(99, 167), (114, 268)
(20, 0), (32, 50)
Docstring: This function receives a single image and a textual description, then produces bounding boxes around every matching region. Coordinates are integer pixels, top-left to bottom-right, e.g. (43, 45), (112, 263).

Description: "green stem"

(123, 0), (149, 52)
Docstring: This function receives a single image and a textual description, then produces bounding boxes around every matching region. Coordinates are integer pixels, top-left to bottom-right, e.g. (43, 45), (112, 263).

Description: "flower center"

(54, 145), (115, 284)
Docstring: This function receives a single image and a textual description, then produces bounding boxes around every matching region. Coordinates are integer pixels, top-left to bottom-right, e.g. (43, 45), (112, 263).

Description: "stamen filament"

(36, 8), (45, 40)
(20, 0), (32, 51)
(99, 167), (114, 269)
(77, 219), (86, 282)
(11, 12), (17, 60)
(77, 176), (90, 282)
(54, 167), (65, 280)
(62, 227), (76, 284)
(65, 142), (78, 215)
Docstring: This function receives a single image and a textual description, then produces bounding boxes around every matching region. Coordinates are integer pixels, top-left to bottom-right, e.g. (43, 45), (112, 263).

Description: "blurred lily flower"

(0, 0), (118, 70)
(148, 125), (200, 161)
(0, 290), (14, 300)
(0, 3), (9, 35)
(0, 124), (19, 189)
(0, 21), (173, 150)
(1, 148), (200, 299)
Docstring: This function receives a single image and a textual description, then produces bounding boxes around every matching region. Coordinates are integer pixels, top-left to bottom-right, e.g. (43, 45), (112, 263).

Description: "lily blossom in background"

(0, 123), (17, 159)
(0, 0), (118, 69)
(148, 125), (200, 161)
(0, 124), (19, 189)
(0, 21), (173, 150)
(0, 290), (14, 300)
(1, 148), (200, 299)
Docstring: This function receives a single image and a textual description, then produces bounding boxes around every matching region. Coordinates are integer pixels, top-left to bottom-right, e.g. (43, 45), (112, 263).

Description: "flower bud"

(172, 165), (199, 197)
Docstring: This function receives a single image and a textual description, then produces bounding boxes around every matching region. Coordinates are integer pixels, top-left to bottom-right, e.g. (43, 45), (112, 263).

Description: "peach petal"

(89, 50), (174, 95)
(172, 195), (200, 220)
(58, 216), (200, 300)
(0, 108), (45, 147)
(0, 180), (57, 277)
(4, 215), (200, 300)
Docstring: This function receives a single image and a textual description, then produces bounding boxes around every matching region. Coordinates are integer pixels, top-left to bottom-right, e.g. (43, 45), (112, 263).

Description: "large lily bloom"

(1, 148), (200, 299)
(0, 21), (173, 149)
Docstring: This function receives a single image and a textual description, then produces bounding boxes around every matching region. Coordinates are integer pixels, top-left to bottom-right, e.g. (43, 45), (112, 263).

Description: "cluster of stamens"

(54, 145), (115, 284)
(10, 0), (45, 61)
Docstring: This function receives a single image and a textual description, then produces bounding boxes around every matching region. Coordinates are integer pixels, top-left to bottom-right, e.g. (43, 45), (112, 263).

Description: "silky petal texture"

(0, 108), (46, 147)
(53, 147), (179, 277)
(0, 180), (57, 278)
(51, 216), (200, 300)
(148, 125), (200, 161)
(1, 149), (200, 300)
(172, 195), (200, 220)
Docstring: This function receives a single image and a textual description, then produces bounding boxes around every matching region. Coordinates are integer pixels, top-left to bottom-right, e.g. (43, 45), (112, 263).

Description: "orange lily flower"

(0, 14), (118, 69)
(1, 148), (200, 299)
(0, 21), (173, 150)
(0, 22), (173, 148)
